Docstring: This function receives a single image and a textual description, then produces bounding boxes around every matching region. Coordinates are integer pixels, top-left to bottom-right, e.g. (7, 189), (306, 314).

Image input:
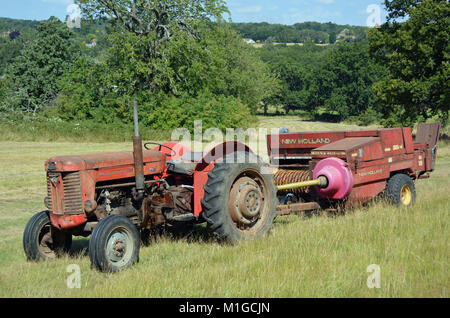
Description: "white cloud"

(316, 0), (335, 4)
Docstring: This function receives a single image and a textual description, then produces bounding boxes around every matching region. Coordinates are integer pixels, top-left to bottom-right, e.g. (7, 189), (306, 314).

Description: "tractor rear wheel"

(201, 152), (277, 244)
(89, 215), (140, 273)
(23, 211), (72, 261)
(386, 174), (416, 207)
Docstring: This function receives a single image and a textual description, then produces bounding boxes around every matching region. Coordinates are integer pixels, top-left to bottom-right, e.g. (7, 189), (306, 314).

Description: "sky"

(0, 0), (388, 27)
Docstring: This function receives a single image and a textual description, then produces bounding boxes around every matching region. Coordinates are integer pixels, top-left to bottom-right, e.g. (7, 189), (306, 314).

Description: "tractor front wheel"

(23, 211), (72, 261)
(89, 215), (140, 273)
(201, 152), (277, 244)
(386, 174), (416, 207)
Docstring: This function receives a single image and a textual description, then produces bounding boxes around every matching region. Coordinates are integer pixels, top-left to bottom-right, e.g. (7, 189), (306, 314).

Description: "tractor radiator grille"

(62, 171), (83, 215)
(47, 174), (53, 206)
(47, 171), (83, 215)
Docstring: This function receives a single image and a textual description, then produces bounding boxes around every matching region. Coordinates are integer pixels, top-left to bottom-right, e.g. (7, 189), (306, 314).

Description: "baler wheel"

(23, 211), (72, 261)
(386, 174), (416, 207)
(201, 152), (277, 244)
(89, 215), (140, 273)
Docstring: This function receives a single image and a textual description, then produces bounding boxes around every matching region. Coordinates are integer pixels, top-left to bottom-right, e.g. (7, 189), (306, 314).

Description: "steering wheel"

(144, 142), (177, 157)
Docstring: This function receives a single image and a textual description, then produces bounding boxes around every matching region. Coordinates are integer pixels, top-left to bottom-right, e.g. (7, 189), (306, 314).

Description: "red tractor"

(23, 102), (441, 272)
(23, 104), (278, 272)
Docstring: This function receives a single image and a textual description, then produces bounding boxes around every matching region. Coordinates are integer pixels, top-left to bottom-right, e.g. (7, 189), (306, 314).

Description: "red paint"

(192, 141), (253, 216)
(50, 213), (87, 229)
(45, 140), (254, 228)
(46, 149), (167, 229)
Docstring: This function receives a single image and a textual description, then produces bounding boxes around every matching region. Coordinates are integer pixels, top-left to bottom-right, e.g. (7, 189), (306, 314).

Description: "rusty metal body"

(43, 99), (258, 235)
(269, 123), (441, 214)
(44, 138), (254, 233)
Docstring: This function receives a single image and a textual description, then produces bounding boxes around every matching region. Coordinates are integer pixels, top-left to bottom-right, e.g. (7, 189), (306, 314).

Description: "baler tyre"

(386, 174), (416, 207)
(89, 215), (140, 273)
(23, 211), (72, 261)
(201, 152), (278, 244)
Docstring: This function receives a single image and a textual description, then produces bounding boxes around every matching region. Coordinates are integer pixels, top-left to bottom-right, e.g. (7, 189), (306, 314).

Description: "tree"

(4, 18), (75, 115)
(0, 77), (7, 102)
(268, 57), (312, 113)
(0, 37), (24, 75)
(76, 0), (228, 94)
(61, 0), (278, 128)
(56, 22), (277, 129)
(311, 42), (387, 121)
(369, 0), (450, 126)
(329, 31), (337, 44)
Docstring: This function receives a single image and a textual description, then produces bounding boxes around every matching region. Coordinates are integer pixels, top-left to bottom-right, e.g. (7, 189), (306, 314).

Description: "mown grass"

(0, 119), (448, 298)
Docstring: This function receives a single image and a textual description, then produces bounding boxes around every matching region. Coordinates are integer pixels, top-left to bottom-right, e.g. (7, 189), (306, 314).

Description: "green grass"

(0, 118), (172, 142)
(257, 115), (380, 132)
(0, 119), (448, 298)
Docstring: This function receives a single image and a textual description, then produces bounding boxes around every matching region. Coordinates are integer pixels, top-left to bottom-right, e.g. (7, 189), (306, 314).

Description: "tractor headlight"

(84, 200), (97, 213)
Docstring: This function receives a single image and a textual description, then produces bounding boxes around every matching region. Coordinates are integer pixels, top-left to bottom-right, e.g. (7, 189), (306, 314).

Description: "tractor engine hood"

(45, 150), (166, 172)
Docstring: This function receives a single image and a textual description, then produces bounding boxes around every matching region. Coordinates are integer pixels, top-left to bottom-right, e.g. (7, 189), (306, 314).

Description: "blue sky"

(0, 0), (388, 26)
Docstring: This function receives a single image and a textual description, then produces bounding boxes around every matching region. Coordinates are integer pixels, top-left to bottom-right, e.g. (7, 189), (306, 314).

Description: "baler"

(269, 123), (441, 215)
(22, 103), (441, 272)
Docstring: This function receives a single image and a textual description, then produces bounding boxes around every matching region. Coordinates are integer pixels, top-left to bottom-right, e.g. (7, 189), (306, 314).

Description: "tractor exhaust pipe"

(133, 101), (145, 199)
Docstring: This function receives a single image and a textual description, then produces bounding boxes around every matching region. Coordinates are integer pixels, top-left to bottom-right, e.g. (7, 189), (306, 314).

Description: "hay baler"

(269, 123), (441, 215)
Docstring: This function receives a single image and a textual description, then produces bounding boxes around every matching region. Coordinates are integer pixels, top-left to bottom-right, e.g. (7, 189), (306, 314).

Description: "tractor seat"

(165, 152), (204, 175)
(166, 160), (196, 175)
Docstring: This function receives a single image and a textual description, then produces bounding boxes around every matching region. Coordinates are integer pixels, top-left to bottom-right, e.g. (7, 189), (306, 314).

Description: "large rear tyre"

(23, 211), (72, 261)
(201, 152), (277, 244)
(89, 215), (140, 273)
(386, 174), (416, 207)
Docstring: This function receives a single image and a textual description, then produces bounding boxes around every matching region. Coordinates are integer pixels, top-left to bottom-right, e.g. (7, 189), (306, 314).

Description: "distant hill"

(231, 22), (369, 44)
(0, 17), (40, 34)
(0, 17), (368, 75)
(0, 17), (110, 74)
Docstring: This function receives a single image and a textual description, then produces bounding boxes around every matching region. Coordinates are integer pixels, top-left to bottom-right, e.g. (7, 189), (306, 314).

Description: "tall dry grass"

(0, 120), (448, 297)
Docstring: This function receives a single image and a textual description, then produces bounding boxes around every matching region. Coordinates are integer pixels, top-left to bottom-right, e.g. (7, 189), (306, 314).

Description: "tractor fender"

(193, 141), (254, 217)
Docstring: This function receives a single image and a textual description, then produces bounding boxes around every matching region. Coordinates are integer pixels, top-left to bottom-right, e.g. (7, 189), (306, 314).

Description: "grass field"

(0, 118), (448, 298)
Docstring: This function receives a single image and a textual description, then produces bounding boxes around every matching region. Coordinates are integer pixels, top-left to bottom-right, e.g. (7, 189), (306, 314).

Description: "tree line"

(0, 0), (448, 131)
(232, 22), (368, 44)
